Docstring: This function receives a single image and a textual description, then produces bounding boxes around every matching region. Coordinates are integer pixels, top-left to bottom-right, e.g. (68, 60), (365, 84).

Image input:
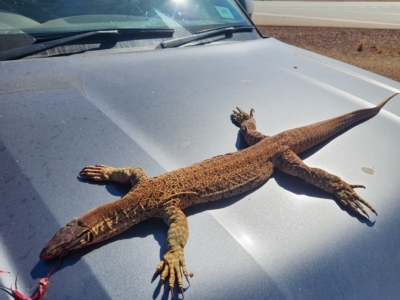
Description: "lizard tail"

(376, 92), (399, 109)
(282, 93), (399, 154)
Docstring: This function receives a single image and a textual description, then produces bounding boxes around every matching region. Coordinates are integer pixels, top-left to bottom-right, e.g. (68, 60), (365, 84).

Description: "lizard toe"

(231, 108), (244, 125)
(79, 164), (112, 181)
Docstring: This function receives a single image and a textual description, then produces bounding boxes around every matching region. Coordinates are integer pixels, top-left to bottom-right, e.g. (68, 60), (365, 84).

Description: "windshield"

(0, 0), (251, 35)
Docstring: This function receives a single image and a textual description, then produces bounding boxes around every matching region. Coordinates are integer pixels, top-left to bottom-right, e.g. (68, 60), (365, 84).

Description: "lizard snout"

(40, 218), (92, 260)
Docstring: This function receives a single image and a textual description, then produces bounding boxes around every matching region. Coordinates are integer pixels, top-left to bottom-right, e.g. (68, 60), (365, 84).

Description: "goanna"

(40, 93), (398, 296)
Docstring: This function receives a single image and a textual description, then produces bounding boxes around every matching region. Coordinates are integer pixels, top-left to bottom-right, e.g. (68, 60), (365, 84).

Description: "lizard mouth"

(40, 218), (92, 260)
(40, 243), (69, 260)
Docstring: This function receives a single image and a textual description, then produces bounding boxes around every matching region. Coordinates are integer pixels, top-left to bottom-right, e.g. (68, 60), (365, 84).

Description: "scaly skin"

(40, 93), (398, 297)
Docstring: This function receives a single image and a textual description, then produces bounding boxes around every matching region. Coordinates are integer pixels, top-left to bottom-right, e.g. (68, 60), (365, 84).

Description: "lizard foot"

(231, 107), (254, 125)
(79, 164), (113, 181)
(335, 184), (377, 218)
(156, 248), (191, 299)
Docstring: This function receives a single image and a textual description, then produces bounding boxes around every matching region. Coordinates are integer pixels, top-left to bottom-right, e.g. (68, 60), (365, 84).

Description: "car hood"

(1, 38), (400, 299)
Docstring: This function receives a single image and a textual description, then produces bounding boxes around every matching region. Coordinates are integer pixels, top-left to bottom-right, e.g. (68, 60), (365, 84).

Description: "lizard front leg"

(273, 149), (377, 218)
(231, 107), (268, 146)
(157, 201), (191, 298)
(79, 165), (147, 186)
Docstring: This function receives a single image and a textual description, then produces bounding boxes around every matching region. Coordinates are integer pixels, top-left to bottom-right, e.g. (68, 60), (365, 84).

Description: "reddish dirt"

(258, 26), (400, 82)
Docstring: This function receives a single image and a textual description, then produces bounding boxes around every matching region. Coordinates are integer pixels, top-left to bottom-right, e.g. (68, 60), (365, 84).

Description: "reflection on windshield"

(0, 0), (250, 34)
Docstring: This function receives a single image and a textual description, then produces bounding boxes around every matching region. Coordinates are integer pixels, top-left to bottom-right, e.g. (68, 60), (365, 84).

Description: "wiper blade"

(32, 28), (175, 41)
(158, 25), (254, 49)
(195, 25), (254, 34)
(0, 30), (120, 61)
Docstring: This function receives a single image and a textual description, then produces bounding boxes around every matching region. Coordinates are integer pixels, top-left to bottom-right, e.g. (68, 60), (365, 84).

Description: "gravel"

(258, 26), (400, 83)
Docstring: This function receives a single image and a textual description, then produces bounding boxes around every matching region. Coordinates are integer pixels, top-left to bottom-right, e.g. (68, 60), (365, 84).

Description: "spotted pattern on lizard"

(40, 93), (398, 298)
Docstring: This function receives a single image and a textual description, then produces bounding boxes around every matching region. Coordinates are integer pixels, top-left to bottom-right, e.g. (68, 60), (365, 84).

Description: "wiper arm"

(158, 25), (254, 49)
(0, 30), (120, 61)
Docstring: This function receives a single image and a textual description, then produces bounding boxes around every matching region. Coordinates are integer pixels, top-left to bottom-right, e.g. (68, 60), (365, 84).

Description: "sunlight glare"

(241, 234), (253, 247)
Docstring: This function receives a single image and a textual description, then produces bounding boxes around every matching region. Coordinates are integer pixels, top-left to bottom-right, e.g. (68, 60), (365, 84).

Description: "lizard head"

(40, 218), (93, 260)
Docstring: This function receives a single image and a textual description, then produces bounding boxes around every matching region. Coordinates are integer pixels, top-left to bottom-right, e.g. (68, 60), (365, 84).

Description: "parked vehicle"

(1, 0), (400, 299)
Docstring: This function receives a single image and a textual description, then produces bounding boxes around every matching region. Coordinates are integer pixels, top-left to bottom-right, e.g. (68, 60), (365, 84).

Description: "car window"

(0, 0), (259, 58)
(0, 0), (251, 34)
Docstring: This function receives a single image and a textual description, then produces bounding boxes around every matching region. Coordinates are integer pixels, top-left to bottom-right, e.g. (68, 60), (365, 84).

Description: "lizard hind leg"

(79, 164), (147, 186)
(273, 149), (377, 218)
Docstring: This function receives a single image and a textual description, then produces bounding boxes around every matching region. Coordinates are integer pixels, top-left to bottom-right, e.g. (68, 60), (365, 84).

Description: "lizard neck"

(78, 194), (147, 244)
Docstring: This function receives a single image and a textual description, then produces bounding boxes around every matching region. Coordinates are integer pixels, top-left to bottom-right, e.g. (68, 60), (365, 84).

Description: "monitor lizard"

(40, 93), (398, 297)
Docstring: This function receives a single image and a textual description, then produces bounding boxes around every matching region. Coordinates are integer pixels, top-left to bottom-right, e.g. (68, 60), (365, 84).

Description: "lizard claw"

(350, 184), (366, 189)
(335, 184), (377, 218)
(184, 271), (193, 286)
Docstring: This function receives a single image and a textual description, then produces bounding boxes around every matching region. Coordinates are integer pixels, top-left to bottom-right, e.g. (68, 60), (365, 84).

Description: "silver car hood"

(1, 38), (400, 299)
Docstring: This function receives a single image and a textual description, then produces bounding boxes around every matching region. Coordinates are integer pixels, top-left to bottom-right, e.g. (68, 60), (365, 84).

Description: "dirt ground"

(258, 26), (400, 82)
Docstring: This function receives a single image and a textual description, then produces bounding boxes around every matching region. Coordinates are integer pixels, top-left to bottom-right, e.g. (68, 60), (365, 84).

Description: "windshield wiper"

(158, 25), (254, 49)
(0, 30), (121, 61)
(32, 28), (175, 42)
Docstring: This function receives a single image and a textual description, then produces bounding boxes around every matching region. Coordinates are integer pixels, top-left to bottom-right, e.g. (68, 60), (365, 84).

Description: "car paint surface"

(1, 37), (400, 299)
